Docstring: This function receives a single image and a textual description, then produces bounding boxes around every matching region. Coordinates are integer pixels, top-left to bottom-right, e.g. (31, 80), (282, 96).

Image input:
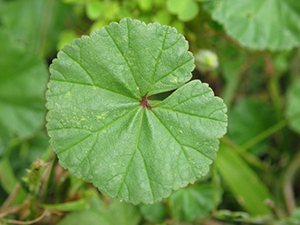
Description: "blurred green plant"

(1, 0), (300, 224)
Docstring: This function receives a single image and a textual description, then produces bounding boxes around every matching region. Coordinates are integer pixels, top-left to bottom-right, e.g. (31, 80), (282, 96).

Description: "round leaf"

(167, 0), (199, 21)
(46, 18), (227, 204)
(206, 0), (300, 51)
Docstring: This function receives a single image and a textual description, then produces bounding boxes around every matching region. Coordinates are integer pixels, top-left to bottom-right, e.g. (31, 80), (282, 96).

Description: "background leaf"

(286, 80), (300, 134)
(170, 183), (219, 222)
(216, 141), (272, 215)
(206, 0), (300, 50)
(0, 0), (74, 56)
(227, 99), (277, 155)
(139, 202), (166, 223)
(58, 197), (142, 225)
(0, 29), (48, 155)
(167, 0), (199, 21)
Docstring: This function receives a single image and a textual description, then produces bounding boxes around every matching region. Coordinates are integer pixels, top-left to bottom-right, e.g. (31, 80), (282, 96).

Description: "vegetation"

(0, 0), (300, 224)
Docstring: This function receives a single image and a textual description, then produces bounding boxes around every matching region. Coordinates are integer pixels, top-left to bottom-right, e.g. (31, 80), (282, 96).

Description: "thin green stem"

(283, 150), (300, 215)
(37, 0), (55, 56)
(268, 74), (283, 119)
(241, 114), (300, 151)
(241, 120), (287, 151)
(211, 164), (219, 215)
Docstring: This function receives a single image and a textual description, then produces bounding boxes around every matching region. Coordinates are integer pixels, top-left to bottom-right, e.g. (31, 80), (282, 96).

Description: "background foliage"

(0, 0), (300, 224)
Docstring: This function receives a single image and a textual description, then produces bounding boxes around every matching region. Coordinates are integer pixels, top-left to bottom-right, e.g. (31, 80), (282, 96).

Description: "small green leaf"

(286, 80), (300, 134)
(140, 202), (166, 223)
(86, 1), (104, 20)
(152, 10), (171, 25)
(138, 0), (153, 11)
(57, 30), (78, 50)
(0, 29), (48, 154)
(206, 0), (300, 50)
(170, 183), (218, 222)
(167, 0), (199, 21)
(228, 99), (277, 155)
(58, 198), (141, 225)
(46, 18), (227, 204)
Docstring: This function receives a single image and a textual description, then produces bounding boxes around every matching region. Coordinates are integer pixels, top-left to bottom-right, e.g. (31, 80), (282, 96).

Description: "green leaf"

(57, 30), (78, 50)
(0, 29), (48, 155)
(1, 0), (73, 56)
(46, 18), (227, 204)
(86, 1), (104, 20)
(105, 199), (142, 225)
(216, 141), (272, 215)
(152, 10), (171, 26)
(206, 0), (300, 51)
(286, 80), (300, 134)
(170, 183), (218, 222)
(139, 202), (166, 223)
(0, 157), (27, 205)
(228, 99), (277, 155)
(291, 208), (300, 222)
(58, 197), (141, 225)
(167, 0), (199, 21)
(138, 0), (153, 11)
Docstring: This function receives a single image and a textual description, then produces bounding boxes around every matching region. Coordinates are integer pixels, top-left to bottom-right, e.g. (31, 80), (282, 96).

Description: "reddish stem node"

(140, 92), (151, 110)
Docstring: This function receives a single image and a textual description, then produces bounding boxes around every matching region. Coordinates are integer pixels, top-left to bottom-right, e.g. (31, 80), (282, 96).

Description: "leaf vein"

(56, 106), (140, 155)
(147, 27), (170, 92)
(50, 79), (137, 102)
(149, 58), (193, 90)
(116, 109), (144, 198)
(104, 26), (141, 96)
(150, 111), (197, 179)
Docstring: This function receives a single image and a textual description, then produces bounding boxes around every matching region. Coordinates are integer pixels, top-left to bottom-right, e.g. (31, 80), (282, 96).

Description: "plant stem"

(37, 0), (55, 56)
(241, 120), (287, 151)
(0, 210), (50, 225)
(264, 54), (283, 119)
(268, 74), (283, 119)
(283, 150), (300, 215)
(241, 114), (300, 152)
(211, 164), (219, 215)
(0, 184), (22, 212)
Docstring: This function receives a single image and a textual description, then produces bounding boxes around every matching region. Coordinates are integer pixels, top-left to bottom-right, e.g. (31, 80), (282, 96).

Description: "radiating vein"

(50, 79), (138, 102)
(104, 26), (141, 96)
(116, 109), (144, 197)
(56, 106), (140, 155)
(150, 111), (197, 179)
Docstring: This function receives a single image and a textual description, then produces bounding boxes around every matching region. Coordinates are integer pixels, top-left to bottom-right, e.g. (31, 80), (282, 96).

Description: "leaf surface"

(170, 183), (218, 222)
(58, 197), (141, 225)
(167, 0), (199, 21)
(46, 18), (227, 204)
(1, 0), (73, 56)
(228, 99), (276, 155)
(206, 0), (300, 50)
(216, 141), (272, 215)
(0, 29), (48, 155)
